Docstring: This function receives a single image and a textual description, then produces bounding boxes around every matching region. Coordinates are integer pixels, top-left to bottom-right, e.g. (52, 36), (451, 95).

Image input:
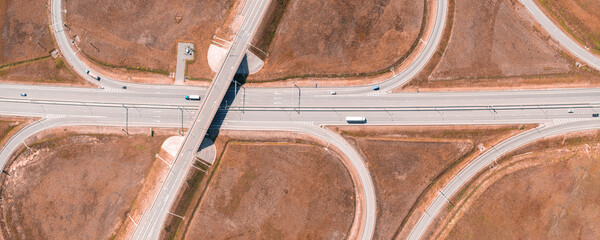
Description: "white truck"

(85, 70), (100, 81)
(346, 116), (367, 123)
(185, 95), (201, 100)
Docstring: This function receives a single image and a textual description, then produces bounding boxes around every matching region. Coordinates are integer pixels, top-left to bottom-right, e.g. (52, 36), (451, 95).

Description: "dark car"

(593, 113), (599, 117)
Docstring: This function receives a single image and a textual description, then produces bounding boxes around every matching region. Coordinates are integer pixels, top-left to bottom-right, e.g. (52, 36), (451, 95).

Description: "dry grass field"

(439, 131), (600, 239)
(65, 0), (236, 82)
(0, 58), (88, 86)
(183, 139), (355, 239)
(0, 117), (32, 147)
(403, 0), (600, 92)
(0, 132), (167, 239)
(537, 0), (600, 55)
(332, 125), (531, 239)
(0, 0), (51, 64)
(248, 0), (426, 82)
(0, 0), (86, 86)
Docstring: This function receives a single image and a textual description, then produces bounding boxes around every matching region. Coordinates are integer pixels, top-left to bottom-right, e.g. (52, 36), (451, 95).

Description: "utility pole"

(434, 106), (444, 120)
(438, 189), (454, 207)
(234, 79), (237, 95)
(538, 104), (548, 118)
(178, 107), (184, 135)
(234, 80), (246, 113)
(122, 105), (129, 135)
(292, 81), (300, 110)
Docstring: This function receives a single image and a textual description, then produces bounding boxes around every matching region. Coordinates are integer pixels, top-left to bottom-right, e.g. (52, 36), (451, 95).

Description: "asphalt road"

(1, 97), (599, 240)
(0, 0), (588, 239)
(6, 83), (600, 110)
(50, 0), (448, 95)
(406, 119), (600, 240)
(519, 0), (600, 71)
(130, 0), (271, 239)
(50, 0), (210, 93)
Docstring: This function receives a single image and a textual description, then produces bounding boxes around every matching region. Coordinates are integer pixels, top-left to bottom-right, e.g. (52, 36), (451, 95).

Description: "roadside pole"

(234, 80), (246, 113)
(438, 189), (454, 207)
(292, 81), (300, 111)
(178, 107), (184, 135)
(122, 105), (129, 135)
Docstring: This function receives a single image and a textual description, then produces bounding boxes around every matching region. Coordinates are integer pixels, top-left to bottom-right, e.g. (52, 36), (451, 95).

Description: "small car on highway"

(20, 93), (27, 97)
(330, 91), (336, 95)
(568, 109), (574, 113)
(373, 85), (380, 91)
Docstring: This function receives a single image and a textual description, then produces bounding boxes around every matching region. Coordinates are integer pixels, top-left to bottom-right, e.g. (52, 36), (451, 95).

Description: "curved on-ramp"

(49, 0), (205, 91)
(519, 0), (600, 71)
(49, 0), (449, 94)
(223, 122), (376, 240)
(0, 118), (376, 240)
(407, 119), (600, 240)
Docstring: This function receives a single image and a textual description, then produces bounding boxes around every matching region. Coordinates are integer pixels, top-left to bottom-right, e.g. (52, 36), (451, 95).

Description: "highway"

(1, 93), (599, 240)
(6, 83), (600, 109)
(404, 2), (600, 238)
(5, 86), (600, 125)
(0, 0), (592, 239)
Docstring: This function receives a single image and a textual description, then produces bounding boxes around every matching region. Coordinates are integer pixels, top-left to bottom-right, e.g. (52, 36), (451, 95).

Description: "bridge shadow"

(201, 57), (249, 151)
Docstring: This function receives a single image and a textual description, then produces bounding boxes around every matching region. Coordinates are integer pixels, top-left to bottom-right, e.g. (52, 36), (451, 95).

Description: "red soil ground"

(437, 131), (600, 239)
(0, 0), (86, 86)
(248, 0), (426, 82)
(65, 0), (236, 83)
(0, 131), (168, 239)
(402, 0), (600, 92)
(183, 136), (355, 239)
(331, 124), (532, 239)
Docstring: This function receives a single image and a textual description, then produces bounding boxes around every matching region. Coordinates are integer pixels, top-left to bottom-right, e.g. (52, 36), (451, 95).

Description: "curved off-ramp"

(519, 0), (600, 71)
(222, 122), (376, 240)
(0, 117), (118, 169)
(407, 119), (600, 240)
(0, 117), (376, 240)
(49, 0), (449, 95)
(49, 0), (205, 92)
